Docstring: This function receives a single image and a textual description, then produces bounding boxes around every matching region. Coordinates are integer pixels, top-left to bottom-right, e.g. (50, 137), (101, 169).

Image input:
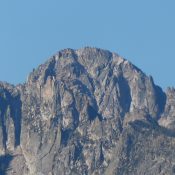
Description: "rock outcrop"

(0, 47), (175, 175)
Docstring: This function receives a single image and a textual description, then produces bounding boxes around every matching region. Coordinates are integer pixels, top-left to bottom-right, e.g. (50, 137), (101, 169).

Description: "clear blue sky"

(0, 0), (175, 89)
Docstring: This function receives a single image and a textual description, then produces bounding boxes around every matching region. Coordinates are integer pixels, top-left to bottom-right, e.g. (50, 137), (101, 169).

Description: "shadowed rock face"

(0, 47), (175, 175)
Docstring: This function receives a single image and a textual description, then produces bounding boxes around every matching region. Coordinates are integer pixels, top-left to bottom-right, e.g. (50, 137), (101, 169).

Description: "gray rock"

(0, 47), (175, 175)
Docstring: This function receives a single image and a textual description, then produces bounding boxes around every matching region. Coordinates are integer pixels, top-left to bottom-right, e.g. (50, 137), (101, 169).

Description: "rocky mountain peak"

(0, 47), (175, 175)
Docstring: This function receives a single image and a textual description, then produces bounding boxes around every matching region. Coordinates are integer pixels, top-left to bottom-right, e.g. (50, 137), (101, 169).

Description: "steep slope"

(0, 47), (175, 175)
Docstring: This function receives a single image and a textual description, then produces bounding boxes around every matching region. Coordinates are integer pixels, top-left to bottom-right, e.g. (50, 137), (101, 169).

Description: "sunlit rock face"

(0, 47), (175, 175)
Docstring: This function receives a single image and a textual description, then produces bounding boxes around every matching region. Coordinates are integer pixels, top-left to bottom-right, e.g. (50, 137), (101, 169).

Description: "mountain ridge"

(0, 47), (175, 175)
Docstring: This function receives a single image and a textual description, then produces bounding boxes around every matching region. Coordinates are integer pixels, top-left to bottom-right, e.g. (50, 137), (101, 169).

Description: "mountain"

(0, 47), (175, 175)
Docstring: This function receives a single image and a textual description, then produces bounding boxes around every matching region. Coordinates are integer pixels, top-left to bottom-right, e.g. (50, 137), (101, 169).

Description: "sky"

(0, 0), (175, 89)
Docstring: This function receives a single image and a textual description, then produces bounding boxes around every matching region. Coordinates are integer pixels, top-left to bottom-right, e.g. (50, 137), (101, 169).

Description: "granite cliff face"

(0, 47), (175, 175)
